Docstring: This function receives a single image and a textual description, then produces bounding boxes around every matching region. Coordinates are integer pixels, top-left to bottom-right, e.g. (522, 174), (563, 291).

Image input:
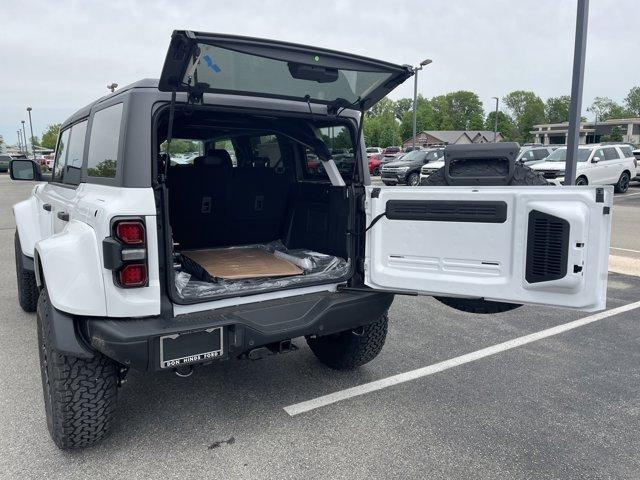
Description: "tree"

(394, 98), (414, 121)
(503, 91), (546, 143)
(601, 126), (623, 142)
(399, 96), (434, 142)
(30, 136), (41, 147)
(430, 91), (484, 131)
(624, 86), (640, 117)
(484, 111), (517, 141)
(41, 123), (61, 149)
(545, 95), (571, 123)
(587, 96), (628, 121)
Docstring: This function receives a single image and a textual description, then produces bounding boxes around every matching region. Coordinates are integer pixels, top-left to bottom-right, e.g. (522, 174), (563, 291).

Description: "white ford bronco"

(11, 31), (613, 449)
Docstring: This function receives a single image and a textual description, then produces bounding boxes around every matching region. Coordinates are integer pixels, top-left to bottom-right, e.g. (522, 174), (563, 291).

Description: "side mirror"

(592, 156), (601, 163)
(10, 159), (42, 181)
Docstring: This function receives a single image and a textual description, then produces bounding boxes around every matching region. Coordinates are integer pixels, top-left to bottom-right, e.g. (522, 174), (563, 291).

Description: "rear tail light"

(103, 218), (149, 288)
(116, 221), (145, 245)
(118, 263), (147, 287)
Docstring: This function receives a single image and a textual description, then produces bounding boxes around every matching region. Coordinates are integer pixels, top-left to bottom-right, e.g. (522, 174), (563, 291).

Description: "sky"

(1, 0), (638, 146)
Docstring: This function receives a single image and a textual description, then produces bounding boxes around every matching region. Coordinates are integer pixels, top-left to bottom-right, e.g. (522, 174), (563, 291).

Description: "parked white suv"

(530, 144), (637, 192)
(9, 30), (613, 450)
(366, 147), (383, 157)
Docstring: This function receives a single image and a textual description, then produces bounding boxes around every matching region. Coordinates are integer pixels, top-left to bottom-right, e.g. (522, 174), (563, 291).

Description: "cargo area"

(159, 108), (358, 302)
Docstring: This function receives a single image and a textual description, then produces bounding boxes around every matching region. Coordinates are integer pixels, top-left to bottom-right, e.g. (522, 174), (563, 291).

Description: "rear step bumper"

(78, 290), (393, 371)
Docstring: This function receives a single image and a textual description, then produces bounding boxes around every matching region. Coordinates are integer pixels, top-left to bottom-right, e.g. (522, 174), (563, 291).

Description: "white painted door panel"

(365, 186), (612, 312)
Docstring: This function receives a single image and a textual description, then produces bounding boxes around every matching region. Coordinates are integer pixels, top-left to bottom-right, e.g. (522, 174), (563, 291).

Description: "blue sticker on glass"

(203, 54), (222, 73)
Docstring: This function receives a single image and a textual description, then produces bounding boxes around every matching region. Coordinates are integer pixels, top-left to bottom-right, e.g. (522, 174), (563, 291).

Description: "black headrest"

(193, 149), (233, 169)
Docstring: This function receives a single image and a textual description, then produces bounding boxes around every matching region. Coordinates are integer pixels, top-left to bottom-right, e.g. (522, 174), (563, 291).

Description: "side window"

(160, 139), (204, 166)
(52, 129), (70, 183)
(213, 139), (237, 167)
(603, 147), (620, 161)
(533, 149), (549, 160)
(303, 125), (355, 181)
(250, 135), (281, 167)
(87, 103), (123, 178)
(63, 121), (87, 185)
(620, 146), (633, 158)
(593, 149), (605, 162)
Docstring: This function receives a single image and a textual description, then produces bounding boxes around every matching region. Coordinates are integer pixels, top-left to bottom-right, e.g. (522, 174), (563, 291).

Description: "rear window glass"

(87, 103), (123, 178)
(620, 146), (633, 157)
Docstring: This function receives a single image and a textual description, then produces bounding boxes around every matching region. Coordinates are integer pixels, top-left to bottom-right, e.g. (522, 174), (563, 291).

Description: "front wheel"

(38, 288), (119, 449)
(406, 172), (420, 186)
(372, 166), (380, 176)
(614, 172), (630, 193)
(306, 314), (388, 370)
(575, 176), (588, 186)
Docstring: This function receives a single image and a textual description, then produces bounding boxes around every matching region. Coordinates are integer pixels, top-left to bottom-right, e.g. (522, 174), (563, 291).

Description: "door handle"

(42, 203), (52, 212)
(57, 211), (69, 222)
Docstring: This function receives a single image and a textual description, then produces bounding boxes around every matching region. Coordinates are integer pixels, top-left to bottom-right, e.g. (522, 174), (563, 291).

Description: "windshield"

(544, 148), (590, 162)
(400, 150), (426, 161)
(424, 150), (443, 162)
(184, 43), (397, 105)
(366, 147), (378, 153)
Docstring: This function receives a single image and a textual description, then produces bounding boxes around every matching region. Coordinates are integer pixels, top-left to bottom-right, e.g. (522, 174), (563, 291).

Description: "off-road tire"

(614, 171), (630, 193)
(407, 172), (420, 186)
(37, 288), (119, 449)
(424, 159), (547, 314)
(306, 314), (388, 370)
(15, 231), (38, 312)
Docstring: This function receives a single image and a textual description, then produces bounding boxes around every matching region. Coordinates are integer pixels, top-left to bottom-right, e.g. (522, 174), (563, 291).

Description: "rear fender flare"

(35, 221), (107, 316)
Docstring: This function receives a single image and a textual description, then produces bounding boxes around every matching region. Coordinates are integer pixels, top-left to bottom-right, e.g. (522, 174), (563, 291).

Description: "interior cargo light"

(118, 263), (148, 287)
(116, 221), (145, 245)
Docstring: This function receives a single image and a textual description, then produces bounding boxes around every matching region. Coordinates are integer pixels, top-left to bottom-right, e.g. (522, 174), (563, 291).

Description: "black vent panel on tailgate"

(526, 210), (570, 283)
(386, 200), (507, 223)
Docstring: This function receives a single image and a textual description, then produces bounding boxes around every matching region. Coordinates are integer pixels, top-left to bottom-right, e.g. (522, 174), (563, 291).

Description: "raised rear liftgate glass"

(159, 31), (413, 108)
(185, 44), (394, 105)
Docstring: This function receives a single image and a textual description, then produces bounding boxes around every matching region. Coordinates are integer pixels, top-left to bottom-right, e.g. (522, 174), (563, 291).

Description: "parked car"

(9, 30), (613, 450)
(381, 148), (443, 186)
(633, 148), (640, 163)
(530, 144), (637, 192)
(0, 154), (11, 172)
(382, 146), (401, 157)
(516, 146), (555, 166)
(365, 147), (383, 157)
(368, 153), (384, 175)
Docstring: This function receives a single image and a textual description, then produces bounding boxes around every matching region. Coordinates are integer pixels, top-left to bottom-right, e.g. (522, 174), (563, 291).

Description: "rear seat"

(229, 157), (290, 244)
(168, 149), (233, 248)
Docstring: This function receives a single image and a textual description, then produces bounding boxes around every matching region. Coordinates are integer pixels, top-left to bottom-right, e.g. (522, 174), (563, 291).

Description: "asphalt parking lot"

(1, 174), (640, 479)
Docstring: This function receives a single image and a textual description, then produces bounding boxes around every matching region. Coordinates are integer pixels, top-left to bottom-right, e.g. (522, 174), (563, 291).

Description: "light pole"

(412, 58), (433, 150)
(21, 120), (28, 156)
(492, 97), (499, 142)
(592, 113), (598, 144)
(17, 130), (23, 153)
(27, 107), (36, 159)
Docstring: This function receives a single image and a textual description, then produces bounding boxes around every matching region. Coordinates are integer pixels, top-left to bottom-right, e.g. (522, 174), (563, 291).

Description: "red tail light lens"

(118, 263), (147, 287)
(116, 221), (145, 245)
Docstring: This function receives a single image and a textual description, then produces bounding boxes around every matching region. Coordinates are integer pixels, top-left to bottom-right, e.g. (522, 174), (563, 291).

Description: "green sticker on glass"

(314, 55), (320, 62)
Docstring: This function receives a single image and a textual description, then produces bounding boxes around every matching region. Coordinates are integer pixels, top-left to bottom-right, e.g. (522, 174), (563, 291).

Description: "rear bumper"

(77, 290), (393, 371)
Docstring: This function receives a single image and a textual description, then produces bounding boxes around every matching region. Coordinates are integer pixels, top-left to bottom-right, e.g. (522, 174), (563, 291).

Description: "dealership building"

(402, 130), (503, 148)
(530, 117), (640, 145)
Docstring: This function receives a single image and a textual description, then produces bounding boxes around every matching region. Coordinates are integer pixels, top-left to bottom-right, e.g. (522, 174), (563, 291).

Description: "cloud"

(0, 0), (636, 144)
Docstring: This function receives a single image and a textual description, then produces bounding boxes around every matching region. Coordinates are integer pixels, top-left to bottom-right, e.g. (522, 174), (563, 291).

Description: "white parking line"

(610, 247), (640, 254)
(284, 300), (640, 416)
